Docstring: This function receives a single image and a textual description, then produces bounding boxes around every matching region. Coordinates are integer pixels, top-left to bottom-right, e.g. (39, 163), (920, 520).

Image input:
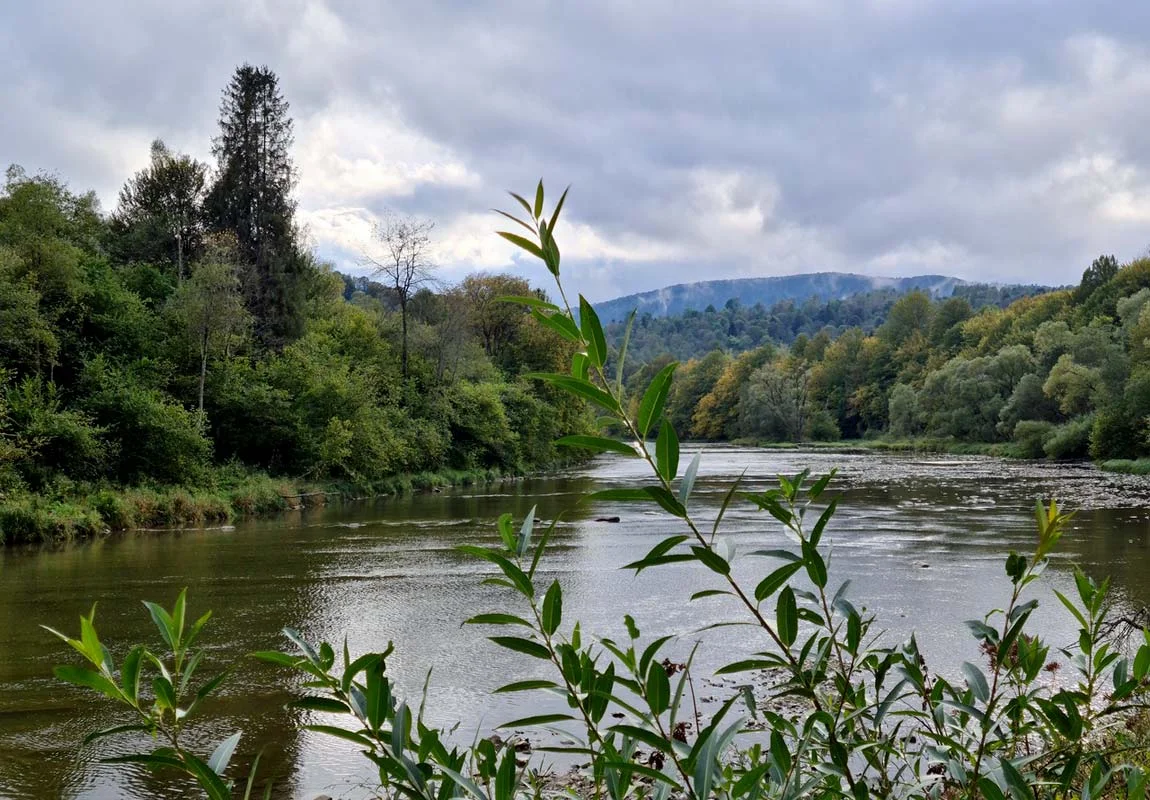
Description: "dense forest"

(616, 253), (1150, 463)
(0, 65), (589, 540)
(610, 283), (1044, 364)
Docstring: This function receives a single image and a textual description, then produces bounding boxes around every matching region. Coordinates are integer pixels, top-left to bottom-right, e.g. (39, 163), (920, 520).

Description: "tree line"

(607, 283), (1043, 365)
(619, 254), (1150, 461)
(0, 65), (590, 507)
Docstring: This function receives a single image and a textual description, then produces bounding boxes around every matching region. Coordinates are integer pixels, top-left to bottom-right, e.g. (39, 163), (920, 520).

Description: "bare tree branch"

(363, 212), (438, 380)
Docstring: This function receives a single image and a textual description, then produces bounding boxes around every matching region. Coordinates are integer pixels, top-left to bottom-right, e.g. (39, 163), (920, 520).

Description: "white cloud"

(295, 101), (481, 206)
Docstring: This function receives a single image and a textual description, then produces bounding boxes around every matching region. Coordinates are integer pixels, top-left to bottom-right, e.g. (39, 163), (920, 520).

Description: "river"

(1, 447), (1149, 799)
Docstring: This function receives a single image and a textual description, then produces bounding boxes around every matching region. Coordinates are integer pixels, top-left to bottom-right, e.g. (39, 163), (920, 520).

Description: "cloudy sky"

(4, 1), (1150, 300)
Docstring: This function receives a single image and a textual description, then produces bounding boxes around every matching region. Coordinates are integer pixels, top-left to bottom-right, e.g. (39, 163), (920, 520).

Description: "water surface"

(1, 448), (1149, 799)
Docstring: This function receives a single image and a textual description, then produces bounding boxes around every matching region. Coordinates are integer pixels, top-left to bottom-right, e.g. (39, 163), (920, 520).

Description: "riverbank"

(0, 466), (511, 546)
(736, 436), (1022, 457)
(737, 436), (1150, 472)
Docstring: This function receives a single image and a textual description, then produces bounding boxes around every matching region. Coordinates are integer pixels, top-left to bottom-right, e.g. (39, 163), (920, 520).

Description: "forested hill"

(594, 272), (1050, 323)
(610, 253), (1150, 466)
(609, 283), (1047, 364)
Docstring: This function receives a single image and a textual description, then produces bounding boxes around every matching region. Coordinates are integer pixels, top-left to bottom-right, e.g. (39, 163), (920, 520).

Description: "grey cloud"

(4, 0), (1150, 299)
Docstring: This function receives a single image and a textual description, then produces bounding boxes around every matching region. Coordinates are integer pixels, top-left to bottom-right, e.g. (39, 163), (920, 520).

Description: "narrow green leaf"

(525, 372), (620, 414)
(82, 723), (151, 745)
(498, 231), (545, 261)
(530, 308), (580, 342)
(54, 666), (122, 701)
(777, 587), (798, 647)
(616, 309), (636, 392)
(542, 580), (562, 636)
(712, 471), (746, 540)
(496, 294), (558, 312)
(548, 186), (569, 231)
(754, 562), (804, 603)
(624, 535), (689, 571)
(646, 660), (671, 714)
(555, 435), (638, 456)
(590, 487), (686, 517)
(152, 675), (176, 711)
(497, 713), (576, 728)
(184, 753), (234, 800)
(291, 696), (350, 713)
(304, 725), (376, 748)
(678, 453), (701, 507)
(494, 679), (559, 693)
(961, 661), (990, 703)
(143, 601), (176, 651)
(691, 545), (730, 575)
(490, 636), (551, 660)
(656, 420), (680, 482)
(493, 209), (535, 234)
(579, 295), (608, 369)
(533, 180), (544, 218)
(637, 364), (677, 438)
(802, 539), (827, 588)
(207, 732), (242, 775)
(465, 613), (534, 628)
(810, 498), (837, 547)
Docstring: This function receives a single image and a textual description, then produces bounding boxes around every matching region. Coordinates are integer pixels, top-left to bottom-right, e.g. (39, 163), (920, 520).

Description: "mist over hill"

(593, 272), (1046, 323)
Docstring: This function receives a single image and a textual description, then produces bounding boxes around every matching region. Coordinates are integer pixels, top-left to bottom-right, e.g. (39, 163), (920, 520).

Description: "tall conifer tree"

(206, 64), (303, 346)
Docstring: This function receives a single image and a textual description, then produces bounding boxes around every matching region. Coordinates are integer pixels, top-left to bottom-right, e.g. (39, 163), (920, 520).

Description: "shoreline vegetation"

(746, 436), (1150, 472)
(10, 434), (1149, 547)
(0, 465), (514, 545)
(0, 66), (598, 547)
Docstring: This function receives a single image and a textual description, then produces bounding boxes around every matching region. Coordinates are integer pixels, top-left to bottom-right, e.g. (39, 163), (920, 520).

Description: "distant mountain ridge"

(594, 272), (1037, 323)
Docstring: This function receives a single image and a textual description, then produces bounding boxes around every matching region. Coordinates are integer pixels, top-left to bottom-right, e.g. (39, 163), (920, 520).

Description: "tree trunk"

(400, 297), (409, 380)
(198, 327), (209, 420)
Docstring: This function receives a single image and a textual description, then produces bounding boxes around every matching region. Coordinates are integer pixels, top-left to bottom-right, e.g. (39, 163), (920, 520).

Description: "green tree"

(887, 382), (923, 437)
(666, 350), (726, 434)
(205, 64), (303, 346)
(1074, 253), (1119, 304)
(457, 272), (534, 370)
(739, 358), (811, 441)
(166, 236), (250, 417)
(111, 140), (207, 280)
(1043, 354), (1101, 416)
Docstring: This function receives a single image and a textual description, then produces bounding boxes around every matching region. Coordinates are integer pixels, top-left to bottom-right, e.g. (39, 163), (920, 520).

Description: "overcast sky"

(4, 1), (1150, 300)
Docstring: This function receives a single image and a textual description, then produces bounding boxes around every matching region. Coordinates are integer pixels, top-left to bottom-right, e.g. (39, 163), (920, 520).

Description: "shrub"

(1012, 419), (1054, 459)
(1042, 414), (1094, 459)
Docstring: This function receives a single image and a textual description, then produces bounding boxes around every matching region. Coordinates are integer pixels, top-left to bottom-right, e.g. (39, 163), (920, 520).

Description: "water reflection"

(1, 450), (1149, 798)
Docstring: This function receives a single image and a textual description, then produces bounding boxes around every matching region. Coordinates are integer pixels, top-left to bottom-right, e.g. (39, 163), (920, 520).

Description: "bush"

(0, 496), (104, 543)
(1012, 419), (1054, 459)
(804, 407), (841, 441)
(80, 357), (212, 485)
(4, 376), (106, 485)
(1042, 414), (1094, 459)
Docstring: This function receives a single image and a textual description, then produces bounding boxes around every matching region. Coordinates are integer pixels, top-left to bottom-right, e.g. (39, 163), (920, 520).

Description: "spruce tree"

(205, 64), (303, 346)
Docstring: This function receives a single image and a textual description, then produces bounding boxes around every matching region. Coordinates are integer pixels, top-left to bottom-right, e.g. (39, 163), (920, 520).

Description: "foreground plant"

(51, 183), (1150, 799)
(44, 590), (263, 799)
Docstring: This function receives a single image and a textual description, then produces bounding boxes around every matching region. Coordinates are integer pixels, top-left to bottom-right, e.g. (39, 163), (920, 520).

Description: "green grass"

(0, 466), (512, 545)
(1098, 458), (1150, 475)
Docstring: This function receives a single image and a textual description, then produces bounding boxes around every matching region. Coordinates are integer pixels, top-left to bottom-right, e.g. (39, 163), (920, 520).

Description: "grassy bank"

(0, 466), (509, 546)
(1097, 458), (1150, 475)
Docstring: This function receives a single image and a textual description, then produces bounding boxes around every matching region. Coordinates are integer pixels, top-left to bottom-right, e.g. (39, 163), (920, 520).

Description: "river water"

(1, 447), (1149, 799)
